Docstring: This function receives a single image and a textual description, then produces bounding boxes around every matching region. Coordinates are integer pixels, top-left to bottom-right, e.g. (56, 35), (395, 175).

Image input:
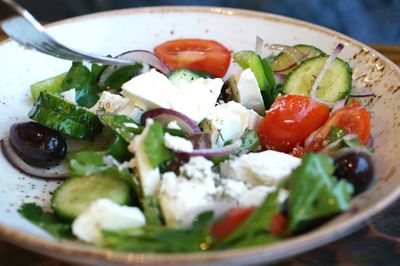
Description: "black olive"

(333, 150), (374, 195)
(9, 122), (67, 167)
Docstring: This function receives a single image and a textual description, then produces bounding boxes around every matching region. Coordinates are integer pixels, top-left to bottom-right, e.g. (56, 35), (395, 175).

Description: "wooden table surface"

(0, 29), (400, 266)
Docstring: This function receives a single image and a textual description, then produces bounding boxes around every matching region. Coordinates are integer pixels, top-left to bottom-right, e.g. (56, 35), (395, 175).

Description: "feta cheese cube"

(121, 68), (223, 123)
(164, 133), (194, 153)
(72, 199), (145, 243)
(203, 101), (262, 146)
(228, 68), (265, 115)
(159, 171), (217, 228)
(90, 91), (129, 113)
(220, 150), (301, 186)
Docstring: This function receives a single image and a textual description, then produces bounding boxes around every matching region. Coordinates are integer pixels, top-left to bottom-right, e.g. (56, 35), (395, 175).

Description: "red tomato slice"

(305, 100), (371, 151)
(210, 207), (254, 241)
(269, 213), (288, 236)
(153, 39), (231, 78)
(257, 95), (330, 152)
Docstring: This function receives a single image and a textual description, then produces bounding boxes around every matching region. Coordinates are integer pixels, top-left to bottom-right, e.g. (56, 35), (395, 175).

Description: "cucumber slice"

(271, 44), (323, 74)
(168, 69), (208, 85)
(283, 55), (352, 104)
(52, 174), (132, 221)
(28, 91), (103, 141)
(30, 73), (67, 100)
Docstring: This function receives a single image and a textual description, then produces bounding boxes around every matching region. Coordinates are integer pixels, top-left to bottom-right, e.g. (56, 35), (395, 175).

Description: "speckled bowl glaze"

(0, 6), (399, 266)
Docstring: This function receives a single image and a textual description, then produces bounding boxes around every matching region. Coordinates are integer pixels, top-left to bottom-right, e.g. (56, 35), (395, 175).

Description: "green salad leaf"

(107, 135), (132, 162)
(218, 190), (280, 249)
(18, 203), (73, 239)
(102, 226), (212, 253)
(101, 64), (143, 91)
(211, 128), (260, 164)
(143, 122), (172, 168)
(142, 196), (163, 226)
(62, 62), (102, 108)
(287, 153), (354, 233)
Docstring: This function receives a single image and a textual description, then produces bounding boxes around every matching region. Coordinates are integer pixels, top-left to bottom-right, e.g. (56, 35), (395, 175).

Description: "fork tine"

(1, 0), (132, 66)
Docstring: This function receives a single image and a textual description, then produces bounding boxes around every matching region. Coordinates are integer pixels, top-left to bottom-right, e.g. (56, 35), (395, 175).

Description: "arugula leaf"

(99, 113), (143, 142)
(62, 62), (100, 108)
(218, 190), (280, 249)
(142, 197), (163, 226)
(102, 64), (143, 91)
(18, 203), (72, 239)
(143, 122), (172, 168)
(102, 226), (212, 252)
(69, 151), (140, 194)
(287, 153), (353, 233)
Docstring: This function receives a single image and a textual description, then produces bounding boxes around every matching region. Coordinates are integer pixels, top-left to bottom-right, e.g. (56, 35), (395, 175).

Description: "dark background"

(16, 0), (400, 44)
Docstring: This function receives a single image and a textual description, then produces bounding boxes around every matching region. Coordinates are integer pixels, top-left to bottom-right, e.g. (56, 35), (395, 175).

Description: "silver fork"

(0, 0), (132, 65)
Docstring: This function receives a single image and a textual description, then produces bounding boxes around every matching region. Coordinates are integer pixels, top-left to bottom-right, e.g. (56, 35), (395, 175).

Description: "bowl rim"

(1, 5), (400, 266)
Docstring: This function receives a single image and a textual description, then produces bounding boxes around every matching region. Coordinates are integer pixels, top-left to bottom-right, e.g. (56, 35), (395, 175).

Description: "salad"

(1, 38), (375, 252)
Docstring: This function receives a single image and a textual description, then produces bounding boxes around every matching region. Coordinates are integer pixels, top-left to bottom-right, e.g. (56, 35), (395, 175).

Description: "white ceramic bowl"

(1, 6), (400, 266)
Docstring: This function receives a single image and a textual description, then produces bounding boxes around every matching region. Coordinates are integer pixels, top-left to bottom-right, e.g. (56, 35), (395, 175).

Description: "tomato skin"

(269, 213), (288, 236)
(258, 95), (330, 152)
(305, 100), (371, 151)
(153, 39), (231, 78)
(210, 207), (254, 241)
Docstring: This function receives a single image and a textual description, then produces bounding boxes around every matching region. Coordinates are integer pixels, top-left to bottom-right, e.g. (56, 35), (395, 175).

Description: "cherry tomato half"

(153, 39), (231, 78)
(269, 213), (288, 236)
(305, 100), (371, 151)
(258, 95), (330, 152)
(210, 207), (254, 241)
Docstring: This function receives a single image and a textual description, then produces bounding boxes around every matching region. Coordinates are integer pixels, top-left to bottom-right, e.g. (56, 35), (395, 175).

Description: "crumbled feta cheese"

(60, 88), (76, 103)
(167, 120), (181, 130)
(158, 156), (225, 228)
(179, 156), (217, 181)
(123, 122), (139, 129)
(220, 150), (301, 186)
(90, 91), (129, 113)
(121, 68), (223, 123)
(128, 122), (160, 196)
(72, 199), (145, 243)
(240, 186), (288, 207)
(164, 133), (194, 153)
(203, 101), (262, 146)
(159, 171), (217, 228)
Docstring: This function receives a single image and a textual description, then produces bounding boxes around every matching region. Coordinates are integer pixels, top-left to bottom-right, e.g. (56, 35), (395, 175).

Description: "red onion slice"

(255, 36), (264, 55)
(141, 108), (201, 134)
(176, 140), (242, 157)
(330, 98), (347, 114)
(98, 50), (170, 88)
(350, 92), (376, 98)
(273, 62), (298, 74)
(1, 138), (68, 179)
(269, 44), (306, 63)
(274, 73), (287, 84)
(186, 133), (212, 149)
(310, 43), (344, 104)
